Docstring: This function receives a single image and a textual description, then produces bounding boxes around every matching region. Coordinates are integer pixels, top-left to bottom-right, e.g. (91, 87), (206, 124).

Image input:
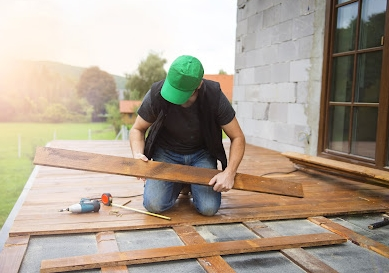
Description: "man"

(129, 55), (245, 216)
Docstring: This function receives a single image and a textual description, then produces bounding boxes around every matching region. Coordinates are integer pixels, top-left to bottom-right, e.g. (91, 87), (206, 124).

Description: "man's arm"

(129, 115), (153, 162)
(209, 117), (246, 192)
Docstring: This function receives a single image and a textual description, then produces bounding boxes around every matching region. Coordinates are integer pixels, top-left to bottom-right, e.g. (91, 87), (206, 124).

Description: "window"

(319, 0), (389, 169)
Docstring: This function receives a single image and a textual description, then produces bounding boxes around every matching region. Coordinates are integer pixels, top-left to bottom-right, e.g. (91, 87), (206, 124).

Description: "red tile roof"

(119, 100), (142, 114)
(203, 74), (233, 101)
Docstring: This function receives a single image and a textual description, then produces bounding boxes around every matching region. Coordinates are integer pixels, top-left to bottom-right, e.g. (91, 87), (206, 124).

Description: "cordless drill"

(59, 198), (100, 213)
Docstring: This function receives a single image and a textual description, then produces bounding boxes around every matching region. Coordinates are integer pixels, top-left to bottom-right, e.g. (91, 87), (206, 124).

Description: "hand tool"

(59, 198), (100, 213)
(101, 193), (171, 220)
(368, 214), (389, 229)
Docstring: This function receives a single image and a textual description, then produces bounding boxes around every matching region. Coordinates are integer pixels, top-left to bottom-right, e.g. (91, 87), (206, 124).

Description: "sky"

(0, 0), (237, 77)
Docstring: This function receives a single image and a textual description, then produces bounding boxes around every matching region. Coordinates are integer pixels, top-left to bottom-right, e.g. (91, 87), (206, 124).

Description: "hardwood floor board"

(244, 221), (339, 273)
(309, 216), (389, 259)
(96, 231), (131, 273)
(2, 140), (389, 272)
(0, 236), (30, 273)
(173, 225), (236, 272)
(40, 233), (346, 273)
(6, 140), (389, 237)
(10, 200), (387, 237)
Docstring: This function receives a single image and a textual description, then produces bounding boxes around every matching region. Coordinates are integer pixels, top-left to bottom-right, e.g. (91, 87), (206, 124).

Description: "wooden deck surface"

(8, 140), (389, 236)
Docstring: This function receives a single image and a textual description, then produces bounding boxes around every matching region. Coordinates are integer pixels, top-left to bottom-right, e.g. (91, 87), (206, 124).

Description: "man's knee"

(195, 201), (220, 216)
(143, 179), (179, 213)
(143, 198), (168, 214)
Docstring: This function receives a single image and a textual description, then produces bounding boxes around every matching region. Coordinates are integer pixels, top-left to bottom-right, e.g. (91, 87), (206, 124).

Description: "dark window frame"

(318, 0), (389, 170)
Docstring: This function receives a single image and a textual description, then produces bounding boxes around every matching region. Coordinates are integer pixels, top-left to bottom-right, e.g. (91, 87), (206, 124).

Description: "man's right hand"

(130, 115), (153, 182)
(133, 153), (148, 181)
(134, 152), (148, 162)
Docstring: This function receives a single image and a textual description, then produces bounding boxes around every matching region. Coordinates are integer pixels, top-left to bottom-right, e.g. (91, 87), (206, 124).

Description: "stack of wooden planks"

(283, 151), (389, 188)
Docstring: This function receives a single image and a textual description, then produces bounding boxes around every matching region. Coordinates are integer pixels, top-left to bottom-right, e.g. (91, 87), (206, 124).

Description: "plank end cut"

(33, 146), (304, 198)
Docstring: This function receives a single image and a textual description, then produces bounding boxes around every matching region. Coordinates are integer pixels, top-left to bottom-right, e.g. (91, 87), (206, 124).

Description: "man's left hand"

(208, 171), (235, 192)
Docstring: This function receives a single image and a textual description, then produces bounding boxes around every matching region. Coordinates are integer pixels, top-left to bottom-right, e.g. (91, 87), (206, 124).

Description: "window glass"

(359, 0), (387, 49)
(334, 3), (358, 53)
(355, 51), (382, 103)
(328, 106), (350, 153)
(330, 55), (354, 102)
(351, 107), (377, 158)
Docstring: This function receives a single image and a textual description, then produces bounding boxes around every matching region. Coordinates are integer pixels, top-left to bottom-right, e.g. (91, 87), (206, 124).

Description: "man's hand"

(210, 116), (245, 193)
(208, 170), (235, 192)
(134, 152), (148, 162)
(134, 152), (148, 181)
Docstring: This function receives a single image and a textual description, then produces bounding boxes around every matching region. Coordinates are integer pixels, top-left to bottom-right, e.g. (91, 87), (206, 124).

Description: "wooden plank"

(40, 233), (346, 273)
(309, 216), (389, 259)
(244, 221), (339, 273)
(33, 146), (304, 198)
(0, 235), (30, 273)
(283, 151), (389, 188)
(173, 225), (235, 273)
(8, 196), (387, 237)
(96, 231), (128, 273)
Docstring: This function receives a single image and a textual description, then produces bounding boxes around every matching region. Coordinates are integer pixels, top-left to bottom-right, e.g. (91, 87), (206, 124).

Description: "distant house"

(203, 74), (233, 102)
(119, 100), (142, 124)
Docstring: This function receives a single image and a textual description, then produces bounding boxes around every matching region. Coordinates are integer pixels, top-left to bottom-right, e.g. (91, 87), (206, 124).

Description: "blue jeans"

(143, 147), (221, 216)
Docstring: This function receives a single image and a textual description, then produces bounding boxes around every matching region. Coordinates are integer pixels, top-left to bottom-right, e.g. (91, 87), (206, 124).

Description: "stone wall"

(233, 0), (326, 155)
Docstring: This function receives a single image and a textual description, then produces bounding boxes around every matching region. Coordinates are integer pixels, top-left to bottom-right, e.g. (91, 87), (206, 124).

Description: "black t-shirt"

(138, 86), (235, 154)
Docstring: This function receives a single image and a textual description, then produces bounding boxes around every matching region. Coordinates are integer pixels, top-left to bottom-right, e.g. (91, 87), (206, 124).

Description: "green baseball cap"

(161, 55), (204, 105)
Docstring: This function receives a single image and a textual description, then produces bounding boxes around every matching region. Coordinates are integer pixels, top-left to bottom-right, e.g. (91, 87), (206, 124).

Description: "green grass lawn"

(0, 122), (117, 228)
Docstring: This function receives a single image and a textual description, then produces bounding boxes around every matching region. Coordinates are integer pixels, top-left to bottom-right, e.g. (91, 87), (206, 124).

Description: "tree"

(126, 53), (167, 99)
(105, 99), (122, 134)
(123, 90), (131, 100)
(77, 66), (117, 121)
(41, 103), (69, 123)
(63, 94), (94, 122)
(0, 95), (16, 121)
(218, 69), (227, 75)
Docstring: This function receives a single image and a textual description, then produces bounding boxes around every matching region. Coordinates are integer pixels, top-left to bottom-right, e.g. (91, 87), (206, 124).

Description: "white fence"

(115, 125), (129, 140)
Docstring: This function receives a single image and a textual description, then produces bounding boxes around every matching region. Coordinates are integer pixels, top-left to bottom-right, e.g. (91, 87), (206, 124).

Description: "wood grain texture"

(309, 216), (389, 259)
(2, 140), (389, 273)
(283, 151), (389, 187)
(0, 235), (29, 273)
(40, 233), (346, 273)
(33, 146), (304, 197)
(244, 221), (339, 273)
(3, 140), (389, 242)
(8, 140), (389, 236)
(96, 231), (128, 273)
(8, 198), (387, 237)
(173, 225), (235, 273)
